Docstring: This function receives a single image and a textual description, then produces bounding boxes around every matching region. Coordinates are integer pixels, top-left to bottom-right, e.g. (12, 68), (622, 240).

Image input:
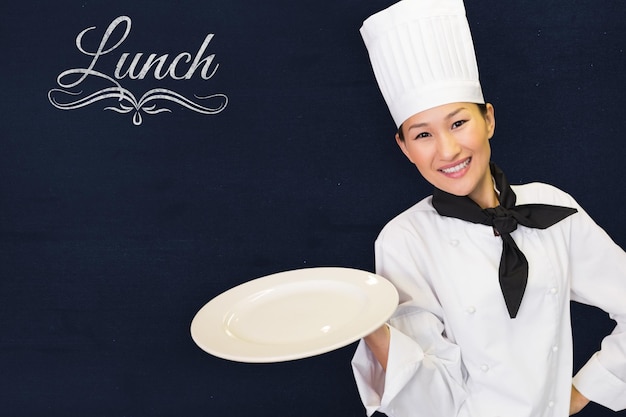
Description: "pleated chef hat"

(360, 0), (484, 128)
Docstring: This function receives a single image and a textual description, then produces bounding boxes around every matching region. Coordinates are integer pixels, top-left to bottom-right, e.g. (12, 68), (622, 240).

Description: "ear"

(395, 132), (414, 163)
(485, 103), (496, 139)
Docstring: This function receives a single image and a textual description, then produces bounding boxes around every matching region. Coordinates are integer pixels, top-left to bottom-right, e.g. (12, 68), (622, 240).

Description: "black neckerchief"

(431, 162), (577, 318)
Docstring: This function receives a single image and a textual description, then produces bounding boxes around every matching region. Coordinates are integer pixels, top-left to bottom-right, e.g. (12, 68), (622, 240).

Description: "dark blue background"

(1, 1), (625, 416)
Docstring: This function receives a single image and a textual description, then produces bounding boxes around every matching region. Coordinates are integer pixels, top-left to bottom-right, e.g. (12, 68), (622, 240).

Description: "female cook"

(351, 1), (626, 416)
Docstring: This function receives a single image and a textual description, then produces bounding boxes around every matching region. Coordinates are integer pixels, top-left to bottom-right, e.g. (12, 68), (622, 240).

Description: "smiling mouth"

(439, 158), (471, 174)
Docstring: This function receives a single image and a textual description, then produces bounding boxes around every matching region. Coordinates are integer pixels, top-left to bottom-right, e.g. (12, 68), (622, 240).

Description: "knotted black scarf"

(431, 162), (577, 318)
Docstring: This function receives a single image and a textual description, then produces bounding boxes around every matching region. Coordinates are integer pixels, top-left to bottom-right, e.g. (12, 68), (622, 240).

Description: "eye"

(413, 131), (431, 140)
(452, 120), (467, 129)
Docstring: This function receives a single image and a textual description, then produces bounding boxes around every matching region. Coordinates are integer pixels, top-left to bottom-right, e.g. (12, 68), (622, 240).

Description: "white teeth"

(441, 158), (470, 174)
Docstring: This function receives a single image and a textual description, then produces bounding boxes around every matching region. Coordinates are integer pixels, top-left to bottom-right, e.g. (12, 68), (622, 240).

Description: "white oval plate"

(190, 267), (398, 363)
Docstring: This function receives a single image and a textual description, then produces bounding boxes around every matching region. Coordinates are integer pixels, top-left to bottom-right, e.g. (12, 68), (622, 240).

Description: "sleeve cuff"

(351, 326), (425, 416)
(573, 353), (626, 411)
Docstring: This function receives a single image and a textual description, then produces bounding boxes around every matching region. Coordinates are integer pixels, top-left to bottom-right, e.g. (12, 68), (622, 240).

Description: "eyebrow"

(406, 107), (467, 131)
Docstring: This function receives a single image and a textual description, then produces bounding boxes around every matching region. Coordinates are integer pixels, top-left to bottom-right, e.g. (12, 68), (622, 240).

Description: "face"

(396, 102), (497, 208)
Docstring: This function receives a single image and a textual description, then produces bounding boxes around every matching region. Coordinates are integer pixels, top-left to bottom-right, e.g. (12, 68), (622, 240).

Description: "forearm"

(364, 324), (390, 370)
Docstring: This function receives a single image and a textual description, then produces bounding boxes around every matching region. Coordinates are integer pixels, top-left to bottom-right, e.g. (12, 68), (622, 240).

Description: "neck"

(469, 173), (500, 209)
(472, 192), (499, 209)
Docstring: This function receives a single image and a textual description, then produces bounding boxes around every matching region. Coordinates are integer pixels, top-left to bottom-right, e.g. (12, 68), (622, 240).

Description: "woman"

(351, 1), (626, 416)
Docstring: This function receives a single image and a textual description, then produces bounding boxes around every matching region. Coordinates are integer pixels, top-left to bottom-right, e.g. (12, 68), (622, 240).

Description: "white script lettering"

(48, 16), (228, 125)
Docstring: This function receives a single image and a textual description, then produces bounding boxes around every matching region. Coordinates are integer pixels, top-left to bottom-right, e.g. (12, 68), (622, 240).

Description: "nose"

(436, 132), (461, 160)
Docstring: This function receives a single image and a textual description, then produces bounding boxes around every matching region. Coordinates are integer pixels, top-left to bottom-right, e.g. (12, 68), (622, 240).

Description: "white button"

(552, 345), (559, 352)
(548, 401), (555, 408)
(480, 364), (490, 372)
(450, 239), (460, 247)
(549, 287), (558, 294)
(466, 306), (476, 314)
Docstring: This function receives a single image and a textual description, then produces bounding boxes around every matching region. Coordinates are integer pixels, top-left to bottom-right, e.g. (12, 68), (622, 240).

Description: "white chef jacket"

(352, 182), (626, 417)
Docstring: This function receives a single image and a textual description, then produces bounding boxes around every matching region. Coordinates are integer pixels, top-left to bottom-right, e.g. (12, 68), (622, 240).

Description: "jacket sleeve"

(567, 199), (626, 411)
(351, 230), (469, 417)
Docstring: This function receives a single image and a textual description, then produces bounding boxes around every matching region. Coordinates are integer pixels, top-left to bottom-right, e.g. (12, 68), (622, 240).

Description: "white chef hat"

(360, 0), (484, 128)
